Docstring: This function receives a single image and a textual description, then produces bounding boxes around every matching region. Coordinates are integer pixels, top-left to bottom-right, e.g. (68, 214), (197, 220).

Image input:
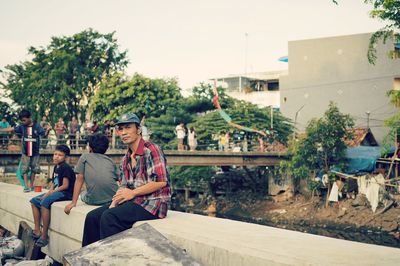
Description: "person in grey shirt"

(64, 134), (118, 214)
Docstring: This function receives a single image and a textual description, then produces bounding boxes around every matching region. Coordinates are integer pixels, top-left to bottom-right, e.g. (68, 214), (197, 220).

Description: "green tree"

(282, 102), (354, 181)
(1, 29), (128, 123)
(190, 100), (293, 149)
(146, 86), (293, 150)
(383, 90), (400, 150)
(0, 101), (17, 125)
(90, 72), (182, 123)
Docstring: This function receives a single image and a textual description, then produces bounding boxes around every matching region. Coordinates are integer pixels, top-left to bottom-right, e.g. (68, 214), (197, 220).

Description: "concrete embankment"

(1, 182), (400, 265)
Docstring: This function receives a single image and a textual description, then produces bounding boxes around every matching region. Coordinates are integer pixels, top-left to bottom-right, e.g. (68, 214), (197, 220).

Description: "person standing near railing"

(39, 116), (50, 149)
(55, 117), (67, 144)
(0, 117), (11, 149)
(91, 121), (99, 134)
(68, 117), (80, 149)
(0, 109), (46, 192)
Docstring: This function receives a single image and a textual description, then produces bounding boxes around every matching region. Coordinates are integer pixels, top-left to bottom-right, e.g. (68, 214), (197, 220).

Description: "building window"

(394, 78), (400, 91)
(268, 80), (279, 91)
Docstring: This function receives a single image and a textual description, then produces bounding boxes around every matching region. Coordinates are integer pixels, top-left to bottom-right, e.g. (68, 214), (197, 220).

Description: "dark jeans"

(82, 202), (158, 247)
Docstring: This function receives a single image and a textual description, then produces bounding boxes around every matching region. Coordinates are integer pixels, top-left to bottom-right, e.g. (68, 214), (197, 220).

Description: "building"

(280, 33), (400, 143)
(212, 70), (287, 108)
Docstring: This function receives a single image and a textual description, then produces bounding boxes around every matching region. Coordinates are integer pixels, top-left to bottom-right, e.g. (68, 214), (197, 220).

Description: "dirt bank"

(174, 191), (400, 247)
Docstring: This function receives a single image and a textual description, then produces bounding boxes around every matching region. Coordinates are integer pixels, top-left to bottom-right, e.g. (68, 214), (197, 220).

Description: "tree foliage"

(191, 102), (293, 149)
(90, 73), (182, 123)
(282, 102), (354, 181)
(0, 101), (17, 125)
(1, 29), (128, 123)
(145, 86), (293, 150)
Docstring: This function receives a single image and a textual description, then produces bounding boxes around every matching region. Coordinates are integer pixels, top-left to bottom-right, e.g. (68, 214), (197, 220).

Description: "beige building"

(212, 70), (287, 108)
(280, 33), (400, 143)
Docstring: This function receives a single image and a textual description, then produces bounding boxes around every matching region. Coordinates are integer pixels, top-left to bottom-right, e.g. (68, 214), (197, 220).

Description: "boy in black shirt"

(30, 145), (76, 247)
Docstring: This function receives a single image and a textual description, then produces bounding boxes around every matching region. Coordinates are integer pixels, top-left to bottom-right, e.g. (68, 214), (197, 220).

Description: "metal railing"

(0, 131), (271, 153)
(0, 130), (126, 151)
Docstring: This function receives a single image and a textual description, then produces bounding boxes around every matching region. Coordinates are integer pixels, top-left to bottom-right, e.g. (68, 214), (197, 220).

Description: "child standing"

(30, 145), (76, 247)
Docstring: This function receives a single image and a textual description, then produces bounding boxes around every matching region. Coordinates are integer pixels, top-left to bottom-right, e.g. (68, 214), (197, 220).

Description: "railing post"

(112, 128), (116, 150)
(76, 132), (80, 150)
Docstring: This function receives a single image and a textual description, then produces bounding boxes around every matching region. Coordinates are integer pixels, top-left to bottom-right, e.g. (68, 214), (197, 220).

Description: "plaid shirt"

(120, 138), (171, 218)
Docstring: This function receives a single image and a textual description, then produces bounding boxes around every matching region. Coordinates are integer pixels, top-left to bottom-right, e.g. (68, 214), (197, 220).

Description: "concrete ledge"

(0, 182), (98, 262)
(1, 182), (400, 265)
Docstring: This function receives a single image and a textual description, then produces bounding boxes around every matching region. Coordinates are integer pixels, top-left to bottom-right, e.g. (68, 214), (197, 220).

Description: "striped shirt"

(14, 123), (45, 156)
(120, 138), (171, 218)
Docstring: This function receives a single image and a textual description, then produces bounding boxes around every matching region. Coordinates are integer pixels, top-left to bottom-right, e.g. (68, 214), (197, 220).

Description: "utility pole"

(293, 105), (305, 140)
(366, 111), (370, 129)
(270, 106), (273, 130)
(245, 32), (248, 76)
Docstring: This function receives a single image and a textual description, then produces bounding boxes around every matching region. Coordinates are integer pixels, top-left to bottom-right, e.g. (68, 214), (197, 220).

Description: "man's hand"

(64, 202), (76, 215)
(112, 188), (135, 205)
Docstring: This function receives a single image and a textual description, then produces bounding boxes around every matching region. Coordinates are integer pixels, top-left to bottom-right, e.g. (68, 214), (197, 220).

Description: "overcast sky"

(0, 0), (386, 91)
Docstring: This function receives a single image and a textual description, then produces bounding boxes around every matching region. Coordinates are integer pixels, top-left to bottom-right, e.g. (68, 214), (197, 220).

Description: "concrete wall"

(1, 182), (400, 265)
(280, 33), (400, 143)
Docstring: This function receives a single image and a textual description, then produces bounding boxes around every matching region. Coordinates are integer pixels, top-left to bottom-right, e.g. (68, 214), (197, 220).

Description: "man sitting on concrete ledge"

(82, 112), (171, 247)
(30, 145), (76, 247)
(64, 133), (119, 215)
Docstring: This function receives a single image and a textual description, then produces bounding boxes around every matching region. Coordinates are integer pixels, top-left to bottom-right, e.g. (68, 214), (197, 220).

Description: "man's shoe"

(23, 187), (30, 193)
(30, 230), (41, 240)
(35, 238), (49, 247)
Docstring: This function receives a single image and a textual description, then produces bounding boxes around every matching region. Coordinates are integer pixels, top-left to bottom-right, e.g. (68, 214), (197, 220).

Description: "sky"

(0, 0), (386, 92)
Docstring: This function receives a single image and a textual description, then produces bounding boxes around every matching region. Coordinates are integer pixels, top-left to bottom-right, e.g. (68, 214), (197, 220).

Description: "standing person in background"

(188, 127), (197, 151)
(55, 118), (67, 144)
(103, 120), (111, 135)
(68, 117), (80, 150)
(218, 131), (226, 151)
(39, 116), (50, 148)
(175, 122), (185, 151)
(183, 124), (188, 150)
(0, 117), (11, 149)
(46, 124), (57, 149)
(84, 119), (93, 136)
(224, 131), (230, 151)
(0, 110), (45, 192)
(91, 121), (99, 134)
(140, 115), (150, 141)
(40, 116), (49, 129)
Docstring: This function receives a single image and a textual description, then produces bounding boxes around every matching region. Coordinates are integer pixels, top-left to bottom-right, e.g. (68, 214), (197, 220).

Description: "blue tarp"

(345, 146), (391, 174)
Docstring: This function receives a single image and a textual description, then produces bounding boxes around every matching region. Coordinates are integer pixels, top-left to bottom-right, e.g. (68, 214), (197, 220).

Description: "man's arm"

(64, 174), (84, 214)
(0, 127), (14, 133)
(113, 181), (167, 204)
